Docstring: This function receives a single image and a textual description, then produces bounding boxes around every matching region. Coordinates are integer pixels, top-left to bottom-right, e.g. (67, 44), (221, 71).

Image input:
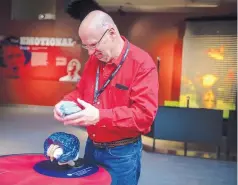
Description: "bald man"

(54, 10), (159, 185)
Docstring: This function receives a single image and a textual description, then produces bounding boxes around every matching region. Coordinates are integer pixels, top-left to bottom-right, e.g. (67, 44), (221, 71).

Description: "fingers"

(55, 108), (86, 126)
(63, 111), (84, 121)
(54, 100), (90, 126)
(54, 108), (64, 122)
(77, 98), (90, 108)
(55, 106), (62, 116)
(53, 101), (64, 121)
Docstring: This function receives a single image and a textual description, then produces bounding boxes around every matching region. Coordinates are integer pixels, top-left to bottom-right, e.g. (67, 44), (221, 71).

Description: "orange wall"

(0, 0), (236, 106)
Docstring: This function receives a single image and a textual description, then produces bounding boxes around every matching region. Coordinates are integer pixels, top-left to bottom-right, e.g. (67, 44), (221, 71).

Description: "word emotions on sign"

(20, 37), (76, 47)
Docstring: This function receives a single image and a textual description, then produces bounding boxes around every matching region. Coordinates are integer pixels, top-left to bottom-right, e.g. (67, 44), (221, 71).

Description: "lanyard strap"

(94, 41), (130, 104)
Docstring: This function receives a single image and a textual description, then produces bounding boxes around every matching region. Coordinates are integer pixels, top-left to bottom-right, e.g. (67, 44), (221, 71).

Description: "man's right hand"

(54, 100), (83, 123)
(54, 101), (64, 122)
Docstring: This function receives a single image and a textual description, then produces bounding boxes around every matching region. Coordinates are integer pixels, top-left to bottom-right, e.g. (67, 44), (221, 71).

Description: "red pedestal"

(0, 154), (112, 185)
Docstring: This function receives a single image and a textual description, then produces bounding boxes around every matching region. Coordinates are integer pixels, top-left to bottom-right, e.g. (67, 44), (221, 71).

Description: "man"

(54, 10), (159, 185)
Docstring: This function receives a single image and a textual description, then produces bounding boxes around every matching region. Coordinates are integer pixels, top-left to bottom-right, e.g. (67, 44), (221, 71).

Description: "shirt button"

(92, 134), (96, 137)
(102, 125), (106, 127)
(97, 101), (100, 105)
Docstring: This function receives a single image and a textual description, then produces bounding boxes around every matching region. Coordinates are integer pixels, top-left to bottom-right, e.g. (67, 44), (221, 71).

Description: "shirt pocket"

(110, 83), (130, 106)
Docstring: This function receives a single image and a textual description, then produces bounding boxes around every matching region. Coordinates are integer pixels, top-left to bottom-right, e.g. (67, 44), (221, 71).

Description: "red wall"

(0, 0), (236, 106)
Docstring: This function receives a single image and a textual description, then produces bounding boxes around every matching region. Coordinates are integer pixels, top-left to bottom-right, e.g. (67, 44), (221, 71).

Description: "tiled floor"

(0, 105), (237, 185)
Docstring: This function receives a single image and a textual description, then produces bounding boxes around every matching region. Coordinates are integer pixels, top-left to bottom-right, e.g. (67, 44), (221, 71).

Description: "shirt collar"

(110, 36), (128, 66)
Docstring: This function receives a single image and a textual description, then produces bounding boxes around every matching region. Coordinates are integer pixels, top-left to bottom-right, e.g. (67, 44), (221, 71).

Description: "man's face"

(80, 29), (115, 62)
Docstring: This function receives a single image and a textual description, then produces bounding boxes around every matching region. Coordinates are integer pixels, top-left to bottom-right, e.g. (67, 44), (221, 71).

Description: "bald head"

(78, 10), (124, 62)
(79, 10), (118, 38)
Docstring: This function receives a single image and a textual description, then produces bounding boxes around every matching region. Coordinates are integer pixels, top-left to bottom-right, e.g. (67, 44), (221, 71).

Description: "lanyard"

(93, 41), (130, 104)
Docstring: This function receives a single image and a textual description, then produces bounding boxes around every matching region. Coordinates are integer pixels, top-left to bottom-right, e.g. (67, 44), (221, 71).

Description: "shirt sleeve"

(98, 57), (159, 134)
(62, 80), (84, 103)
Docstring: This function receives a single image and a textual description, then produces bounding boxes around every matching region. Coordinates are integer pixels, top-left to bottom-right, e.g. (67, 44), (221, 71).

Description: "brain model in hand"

(57, 101), (82, 117)
(44, 132), (80, 166)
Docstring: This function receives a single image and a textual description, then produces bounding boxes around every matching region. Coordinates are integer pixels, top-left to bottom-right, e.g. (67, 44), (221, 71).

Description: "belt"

(93, 137), (140, 148)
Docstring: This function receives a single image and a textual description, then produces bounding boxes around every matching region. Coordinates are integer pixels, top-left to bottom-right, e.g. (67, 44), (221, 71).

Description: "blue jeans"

(83, 137), (142, 185)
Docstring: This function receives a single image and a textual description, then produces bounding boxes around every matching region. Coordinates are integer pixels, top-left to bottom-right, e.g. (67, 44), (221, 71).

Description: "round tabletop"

(0, 153), (112, 185)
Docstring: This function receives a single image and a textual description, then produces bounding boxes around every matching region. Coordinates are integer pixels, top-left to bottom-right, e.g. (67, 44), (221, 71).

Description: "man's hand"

(54, 101), (64, 122)
(63, 98), (99, 126)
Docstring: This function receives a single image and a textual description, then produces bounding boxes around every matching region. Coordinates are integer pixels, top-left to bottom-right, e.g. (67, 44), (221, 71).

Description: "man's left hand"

(63, 98), (99, 126)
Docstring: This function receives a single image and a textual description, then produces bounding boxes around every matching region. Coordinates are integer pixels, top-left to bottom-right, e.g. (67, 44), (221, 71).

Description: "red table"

(0, 154), (112, 185)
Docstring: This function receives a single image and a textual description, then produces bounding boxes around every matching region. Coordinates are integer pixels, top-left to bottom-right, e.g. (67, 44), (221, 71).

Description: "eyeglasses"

(81, 29), (109, 50)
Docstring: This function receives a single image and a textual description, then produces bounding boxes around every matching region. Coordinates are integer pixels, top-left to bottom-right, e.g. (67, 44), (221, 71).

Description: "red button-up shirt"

(63, 36), (159, 142)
